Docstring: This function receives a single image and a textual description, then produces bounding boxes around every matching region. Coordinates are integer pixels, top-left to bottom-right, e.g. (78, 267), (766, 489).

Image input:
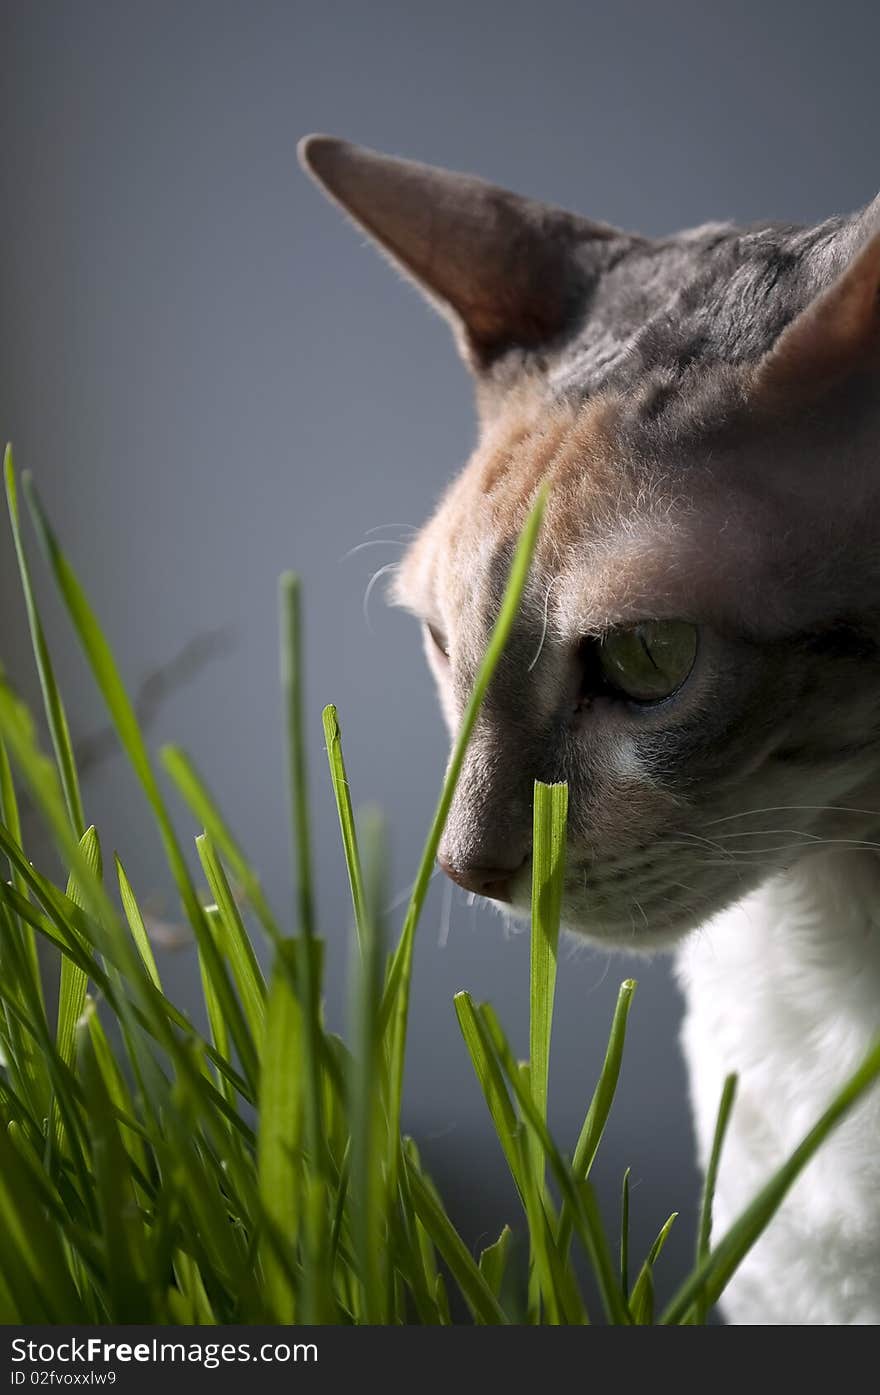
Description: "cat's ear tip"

(297, 133), (355, 180)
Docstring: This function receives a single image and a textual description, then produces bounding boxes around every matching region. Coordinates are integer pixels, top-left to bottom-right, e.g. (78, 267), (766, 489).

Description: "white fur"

(677, 849), (880, 1324)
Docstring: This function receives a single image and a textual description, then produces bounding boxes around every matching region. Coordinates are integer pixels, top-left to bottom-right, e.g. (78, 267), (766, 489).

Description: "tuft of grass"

(0, 442), (879, 1324)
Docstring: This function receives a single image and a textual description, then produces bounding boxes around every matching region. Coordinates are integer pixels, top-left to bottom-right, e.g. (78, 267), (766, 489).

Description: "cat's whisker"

(703, 835), (880, 856)
(584, 952), (613, 994)
(363, 523), (418, 537)
(709, 827), (822, 841)
(665, 878), (709, 900)
(705, 804), (880, 826)
(384, 865), (439, 916)
(663, 830), (733, 855)
(658, 833), (737, 861)
(362, 561), (400, 632)
(527, 574), (560, 673)
(339, 538), (409, 563)
(437, 876), (454, 949)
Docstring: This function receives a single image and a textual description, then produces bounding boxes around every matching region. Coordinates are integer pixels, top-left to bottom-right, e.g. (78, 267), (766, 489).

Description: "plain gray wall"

(3, 0), (878, 1311)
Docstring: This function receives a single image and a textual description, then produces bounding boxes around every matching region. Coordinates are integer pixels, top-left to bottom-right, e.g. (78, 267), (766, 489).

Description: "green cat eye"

(598, 619), (698, 703)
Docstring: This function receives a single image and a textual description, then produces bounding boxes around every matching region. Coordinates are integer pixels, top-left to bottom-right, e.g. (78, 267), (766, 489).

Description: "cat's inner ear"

(754, 214), (880, 405)
(298, 134), (632, 371)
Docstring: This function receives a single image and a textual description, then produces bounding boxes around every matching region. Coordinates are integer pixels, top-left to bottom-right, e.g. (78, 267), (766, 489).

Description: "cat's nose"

(437, 854), (524, 903)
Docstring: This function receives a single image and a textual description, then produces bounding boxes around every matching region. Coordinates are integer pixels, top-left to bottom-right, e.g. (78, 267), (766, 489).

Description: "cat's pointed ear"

(298, 134), (631, 370)
(753, 203), (880, 405)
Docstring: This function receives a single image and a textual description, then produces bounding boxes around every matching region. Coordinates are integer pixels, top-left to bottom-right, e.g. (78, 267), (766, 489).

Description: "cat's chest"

(677, 853), (880, 1321)
(679, 850), (880, 1088)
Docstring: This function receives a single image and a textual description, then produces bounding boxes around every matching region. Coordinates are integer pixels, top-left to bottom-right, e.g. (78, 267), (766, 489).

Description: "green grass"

(1, 440), (879, 1324)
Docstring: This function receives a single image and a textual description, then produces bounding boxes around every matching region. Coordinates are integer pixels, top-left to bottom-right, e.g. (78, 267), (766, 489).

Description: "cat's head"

(301, 136), (880, 949)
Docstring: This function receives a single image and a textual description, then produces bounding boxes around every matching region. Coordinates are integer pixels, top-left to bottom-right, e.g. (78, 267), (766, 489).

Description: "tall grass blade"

(383, 488), (548, 1187)
(280, 573), (326, 1264)
(161, 746), (283, 945)
(197, 831), (267, 1046)
(454, 991), (522, 1193)
(557, 978), (636, 1257)
(405, 1162), (508, 1326)
(322, 704), (368, 948)
(258, 943), (303, 1322)
(55, 826), (102, 1144)
(620, 1166), (631, 1298)
(348, 808), (388, 1324)
(5, 446), (85, 836)
(529, 780), (567, 1188)
(629, 1209), (678, 1324)
(478, 1225), (512, 1299)
(115, 855), (162, 989)
(692, 1072), (737, 1324)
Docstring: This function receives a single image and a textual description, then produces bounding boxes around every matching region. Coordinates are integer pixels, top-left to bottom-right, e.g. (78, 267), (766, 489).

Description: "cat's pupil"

(594, 620), (698, 704)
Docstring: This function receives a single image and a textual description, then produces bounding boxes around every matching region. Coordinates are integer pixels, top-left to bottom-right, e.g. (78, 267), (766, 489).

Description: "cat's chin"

(499, 885), (702, 956)
(559, 916), (697, 956)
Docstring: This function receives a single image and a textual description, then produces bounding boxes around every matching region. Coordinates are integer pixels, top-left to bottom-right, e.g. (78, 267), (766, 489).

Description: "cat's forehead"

(395, 387), (751, 639)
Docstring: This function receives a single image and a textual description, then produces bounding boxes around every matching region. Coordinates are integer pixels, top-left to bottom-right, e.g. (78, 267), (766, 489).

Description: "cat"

(300, 135), (880, 1324)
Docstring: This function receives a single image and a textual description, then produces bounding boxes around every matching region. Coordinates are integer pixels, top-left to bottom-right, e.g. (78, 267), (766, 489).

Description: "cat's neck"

(764, 849), (880, 1002)
(678, 845), (880, 1325)
(679, 847), (880, 1077)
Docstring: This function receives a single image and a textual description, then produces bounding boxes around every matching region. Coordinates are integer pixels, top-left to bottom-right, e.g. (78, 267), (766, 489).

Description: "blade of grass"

(82, 997), (149, 1185)
(115, 855), (162, 989)
(197, 831), (266, 1047)
(348, 808), (388, 1324)
(257, 942), (303, 1323)
(383, 488), (548, 1192)
(479, 1001), (630, 1325)
(280, 573), (325, 1194)
(322, 704), (368, 949)
(629, 1211), (678, 1325)
(454, 990), (522, 1195)
(0, 734), (42, 1007)
(478, 1225), (512, 1298)
(0, 749), (48, 1113)
(78, 1024), (149, 1321)
(405, 1161), (508, 1325)
(692, 1072), (737, 1324)
(529, 780), (567, 1189)
(56, 825), (102, 1071)
(5, 445), (85, 836)
(0, 1121), (83, 1321)
(0, 686), (258, 1141)
(54, 825), (102, 1148)
(620, 1166), (631, 1298)
(0, 866), (253, 1109)
(557, 977), (636, 1258)
(280, 572), (315, 939)
(629, 1261), (654, 1325)
(161, 745), (283, 946)
(514, 1062), (569, 1324)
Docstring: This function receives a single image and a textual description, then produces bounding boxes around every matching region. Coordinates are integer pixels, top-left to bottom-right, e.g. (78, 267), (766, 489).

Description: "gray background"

(2, 0), (877, 1312)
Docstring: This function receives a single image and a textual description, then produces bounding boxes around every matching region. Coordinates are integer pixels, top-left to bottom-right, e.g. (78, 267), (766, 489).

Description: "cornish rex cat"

(300, 135), (880, 1324)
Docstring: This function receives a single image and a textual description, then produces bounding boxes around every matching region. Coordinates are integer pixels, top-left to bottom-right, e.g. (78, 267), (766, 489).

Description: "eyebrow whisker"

(527, 574), (560, 673)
